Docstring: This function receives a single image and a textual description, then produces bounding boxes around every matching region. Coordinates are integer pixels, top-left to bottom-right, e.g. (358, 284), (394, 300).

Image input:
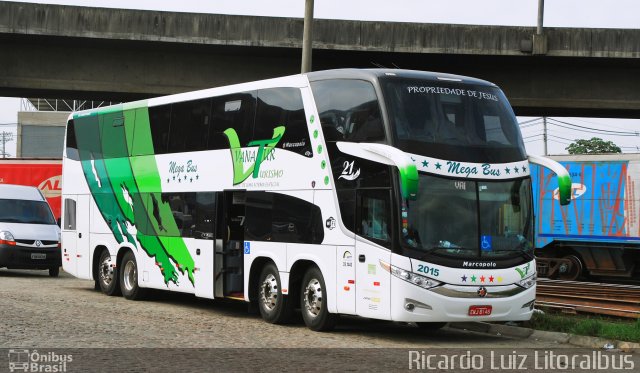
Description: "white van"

(0, 184), (61, 276)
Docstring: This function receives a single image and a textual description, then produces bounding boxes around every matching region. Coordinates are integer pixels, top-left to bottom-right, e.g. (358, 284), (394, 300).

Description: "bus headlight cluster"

(379, 260), (441, 289)
(518, 274), (536, 289)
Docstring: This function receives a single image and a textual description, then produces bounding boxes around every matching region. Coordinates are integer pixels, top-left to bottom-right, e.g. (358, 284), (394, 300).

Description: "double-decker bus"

(61, 69), (571, 331)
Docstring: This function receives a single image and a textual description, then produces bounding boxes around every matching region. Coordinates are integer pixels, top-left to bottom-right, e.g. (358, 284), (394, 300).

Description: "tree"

(566, 137), (621, 154)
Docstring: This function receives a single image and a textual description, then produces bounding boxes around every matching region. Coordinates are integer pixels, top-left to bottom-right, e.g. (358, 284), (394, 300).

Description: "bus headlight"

(0, 231), (16, 246)
(518, 274), (536, 289)
(380, 260), (441, 289)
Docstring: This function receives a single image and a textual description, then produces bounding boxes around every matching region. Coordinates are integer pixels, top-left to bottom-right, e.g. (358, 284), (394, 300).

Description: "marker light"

(518, 274), (536, 289)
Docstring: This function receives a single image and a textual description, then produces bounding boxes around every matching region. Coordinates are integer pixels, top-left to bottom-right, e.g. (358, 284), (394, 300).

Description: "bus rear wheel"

(120, 251), (147, 300)
(301, 266), (336, 331)
(98, 250), (120, 296)
(258, 262), (292, 324)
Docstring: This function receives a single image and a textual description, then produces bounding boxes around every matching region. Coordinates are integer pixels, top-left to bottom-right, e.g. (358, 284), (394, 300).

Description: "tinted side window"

(161, 192), (216, 239)
(211, 92), (256, 149)
(311, 80), (384, 143)
(168, 99), (212, 153)
(100, 111), (128, 159)
(254, 88), (312, 157)
(73, 114), (102, 160)
(66, 120), (79, 161)
(63, 198), (76, 230)
(357, 189), (391, 246)
(149, 104), (172, 154)
(245, 192), (324, 244)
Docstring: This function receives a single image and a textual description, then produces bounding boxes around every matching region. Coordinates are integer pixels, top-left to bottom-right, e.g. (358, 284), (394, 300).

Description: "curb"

(448, 322), (640, 352)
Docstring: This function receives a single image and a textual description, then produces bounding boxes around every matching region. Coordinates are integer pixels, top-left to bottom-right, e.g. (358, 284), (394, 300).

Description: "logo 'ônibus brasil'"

(224, 126), (285, 185)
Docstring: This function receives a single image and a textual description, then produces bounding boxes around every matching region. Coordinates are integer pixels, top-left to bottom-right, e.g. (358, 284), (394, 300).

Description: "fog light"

(405, 303), (415, 311)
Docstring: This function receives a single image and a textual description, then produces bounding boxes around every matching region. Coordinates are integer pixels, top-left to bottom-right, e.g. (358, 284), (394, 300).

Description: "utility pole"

(537, 0), (545, 35)
(542, 116), (548, 156)
(1, 131), (14, 158)
(301, 0), (314, 73)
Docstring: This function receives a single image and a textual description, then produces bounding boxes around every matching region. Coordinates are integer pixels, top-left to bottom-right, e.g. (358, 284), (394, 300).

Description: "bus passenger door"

(193, 193), (216, 299)
(214, 191), (246, 299)
(61, 196), (78, 276)
(75, 195), (91, 279)
(61, 195), (90, 278)
(355, 189), (392, 320)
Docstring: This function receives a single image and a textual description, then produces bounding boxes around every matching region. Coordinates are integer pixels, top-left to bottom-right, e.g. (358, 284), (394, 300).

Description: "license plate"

(31, 253), (46, 260)
(468, 305), (492, 316)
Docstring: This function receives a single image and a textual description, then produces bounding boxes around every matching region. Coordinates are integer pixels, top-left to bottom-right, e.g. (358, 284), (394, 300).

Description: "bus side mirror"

(528, 155), (572, 206)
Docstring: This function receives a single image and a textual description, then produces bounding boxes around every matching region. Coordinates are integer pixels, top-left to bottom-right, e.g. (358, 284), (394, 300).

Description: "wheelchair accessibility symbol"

(481, 235), (492, 251)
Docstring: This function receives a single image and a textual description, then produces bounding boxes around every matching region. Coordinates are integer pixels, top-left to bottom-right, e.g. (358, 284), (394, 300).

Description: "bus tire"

(120, 251), (147, 301)
(48, 267), (60, 277)
(301, 266), (336, 331)
(416, 322), (447, 330)
(257, 262), (292, 324)
(98, 249), (120, 296)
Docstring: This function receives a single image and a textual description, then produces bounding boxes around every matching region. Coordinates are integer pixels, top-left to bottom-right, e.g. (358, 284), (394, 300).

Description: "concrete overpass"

(1, 1), (640, 117)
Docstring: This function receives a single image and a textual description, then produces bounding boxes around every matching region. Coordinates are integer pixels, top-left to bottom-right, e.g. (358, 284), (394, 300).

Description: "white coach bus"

(61, 69), (571, 331)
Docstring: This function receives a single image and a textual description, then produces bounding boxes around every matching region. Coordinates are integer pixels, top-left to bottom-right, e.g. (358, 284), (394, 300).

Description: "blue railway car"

(531, 154), (640, 280)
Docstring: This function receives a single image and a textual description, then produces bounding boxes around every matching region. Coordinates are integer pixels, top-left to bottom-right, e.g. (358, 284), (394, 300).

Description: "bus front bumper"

(390, 276), (536, 322)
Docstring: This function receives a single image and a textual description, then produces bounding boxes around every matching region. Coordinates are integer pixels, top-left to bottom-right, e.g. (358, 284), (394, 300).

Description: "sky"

(1, 0), (639, 157)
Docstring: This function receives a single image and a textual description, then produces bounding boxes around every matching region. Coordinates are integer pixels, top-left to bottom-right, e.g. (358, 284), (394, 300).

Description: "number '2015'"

(417, 264), (439, 277)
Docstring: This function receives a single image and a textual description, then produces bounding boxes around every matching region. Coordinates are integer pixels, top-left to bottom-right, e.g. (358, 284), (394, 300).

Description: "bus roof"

(306, 68), (498, 87)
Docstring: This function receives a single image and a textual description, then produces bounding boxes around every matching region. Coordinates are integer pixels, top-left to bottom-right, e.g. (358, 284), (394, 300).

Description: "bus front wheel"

(258, 262), (292, 324)
(301, 266), (336, 331)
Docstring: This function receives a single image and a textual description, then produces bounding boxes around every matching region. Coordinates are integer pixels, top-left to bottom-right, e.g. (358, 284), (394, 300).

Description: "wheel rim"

(303, 277), (323, 318)
(260, 273), (279, 311)
(99, 255), (114, 286)
(123, 259), (137, 292)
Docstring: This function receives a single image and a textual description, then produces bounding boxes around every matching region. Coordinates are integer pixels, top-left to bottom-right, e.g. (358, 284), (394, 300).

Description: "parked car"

(0, 184), (61, 277)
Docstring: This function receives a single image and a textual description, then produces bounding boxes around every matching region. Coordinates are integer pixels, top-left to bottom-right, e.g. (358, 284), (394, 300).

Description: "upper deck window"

(311, 80), (385, 143)
(381, 77), (526, 163)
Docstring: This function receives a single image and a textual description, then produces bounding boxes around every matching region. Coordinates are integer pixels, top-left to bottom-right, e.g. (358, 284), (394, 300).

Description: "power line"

(518, 117), (543, 126)
(547, 118), (640, 136)
(547, 121), (640, 137)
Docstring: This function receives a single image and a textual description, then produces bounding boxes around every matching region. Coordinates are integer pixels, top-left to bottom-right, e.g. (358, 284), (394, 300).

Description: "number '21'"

(417, 264), (439, 277)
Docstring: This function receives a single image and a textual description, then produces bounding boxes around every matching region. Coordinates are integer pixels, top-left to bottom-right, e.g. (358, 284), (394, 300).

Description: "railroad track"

(536, 278), (640, 318)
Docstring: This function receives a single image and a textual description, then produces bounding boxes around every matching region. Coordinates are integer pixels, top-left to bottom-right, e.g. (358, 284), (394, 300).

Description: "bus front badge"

(477, 286), (487, 298)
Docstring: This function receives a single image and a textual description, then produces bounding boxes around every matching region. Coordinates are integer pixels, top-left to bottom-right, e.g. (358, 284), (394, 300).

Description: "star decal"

(178, 178), (182, 183)
(514, 166), (519, 173)
(435, 162), (442, 170)
(461, 274), (467, 282)
(480, 275), (486, 283)
(470, 275), (477, 282)
(422, 160), (429, 168)
(190, 177), (193, 183)
(196, 175), (199, 180)
(522, 165), (527, 172)
(184, 175), (188, 180)
(505, 167), (511, 174)
(172, 176), (176, 180)
(489, 275), (494, 283)
(167, 178), (170, 183)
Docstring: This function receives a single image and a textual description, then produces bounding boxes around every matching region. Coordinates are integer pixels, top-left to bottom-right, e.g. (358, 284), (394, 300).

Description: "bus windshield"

(381, 77), (526, 163)
(402, 174), (533, 260)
